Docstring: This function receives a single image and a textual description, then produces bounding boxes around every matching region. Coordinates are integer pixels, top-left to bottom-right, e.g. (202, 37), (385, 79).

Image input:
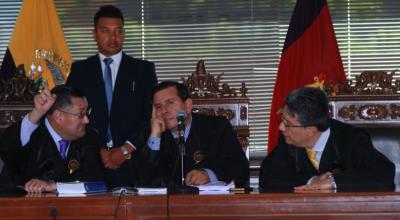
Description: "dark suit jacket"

(66, 53), (157, 188)
(0, 120), (104, 185)
(259, 119), (395, 191)
(137, 114), (250, 188)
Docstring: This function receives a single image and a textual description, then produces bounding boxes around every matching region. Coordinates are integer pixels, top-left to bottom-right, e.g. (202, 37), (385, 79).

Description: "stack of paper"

(197, 181), (235, 191)
(56, 181), (107, 194)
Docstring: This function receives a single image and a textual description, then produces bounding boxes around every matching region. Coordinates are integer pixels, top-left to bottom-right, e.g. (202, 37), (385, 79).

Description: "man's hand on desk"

(294, 172), (335, 192)
(100, 144), (133, 170)
(185, 169), (210, 186)
(24, 179), (56, 193)
(294, 189), (335, 193)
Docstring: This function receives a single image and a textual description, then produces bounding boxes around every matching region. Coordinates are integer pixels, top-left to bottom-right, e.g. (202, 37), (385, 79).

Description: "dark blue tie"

(103, 58), (113, 143)
(58, 139), (69, 160)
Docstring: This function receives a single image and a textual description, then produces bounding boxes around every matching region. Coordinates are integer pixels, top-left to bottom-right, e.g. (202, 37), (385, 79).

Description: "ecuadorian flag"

(0, 0), (72, 88)
(268, 0), (346, 153)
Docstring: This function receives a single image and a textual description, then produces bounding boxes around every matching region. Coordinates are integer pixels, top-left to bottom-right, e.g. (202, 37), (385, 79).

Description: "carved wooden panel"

(0, 64), (41, 132)
(0, 102), (32, 131)
(329, 100), (400, 127)
(328, 70), (400, 127)
(182, 60), (250, 153)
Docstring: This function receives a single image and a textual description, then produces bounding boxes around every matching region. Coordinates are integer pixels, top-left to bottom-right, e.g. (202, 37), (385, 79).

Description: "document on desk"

(197, 181), (235, 191)
(56, 181), (107, 194)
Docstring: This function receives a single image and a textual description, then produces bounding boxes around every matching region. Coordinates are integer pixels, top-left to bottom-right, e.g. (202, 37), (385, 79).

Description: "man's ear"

(92, 29), (97, 41)
(52, 110), (63, 123)
(306, 126), (319, 137)
(185, 98), (193, 114)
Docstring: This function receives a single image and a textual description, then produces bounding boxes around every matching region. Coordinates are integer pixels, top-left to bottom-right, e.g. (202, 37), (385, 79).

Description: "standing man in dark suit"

(259, 87), (395, 192)
(0, 85), (104, 193)
(66, 5), (157, 188)
(137, 81), (249, 188)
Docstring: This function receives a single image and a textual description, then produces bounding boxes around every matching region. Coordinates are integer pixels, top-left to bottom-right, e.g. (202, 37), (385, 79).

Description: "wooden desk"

(1, 192), (400, 220)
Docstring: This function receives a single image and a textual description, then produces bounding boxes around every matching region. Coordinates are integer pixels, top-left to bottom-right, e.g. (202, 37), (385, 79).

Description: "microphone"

(167, 111), (198, 194)
(176, 112), (186, 146)
(176, 111), (186, 129)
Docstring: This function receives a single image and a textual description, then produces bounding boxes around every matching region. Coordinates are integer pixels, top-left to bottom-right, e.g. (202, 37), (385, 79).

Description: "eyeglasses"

(58, 108), (91, 119)
(280, 116), (309, 128)
(277, 108), (310, 129)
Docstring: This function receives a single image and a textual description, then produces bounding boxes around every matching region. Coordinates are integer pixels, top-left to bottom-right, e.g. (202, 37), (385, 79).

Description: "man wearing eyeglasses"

(0, 85), (104, 193)
(259, 87), (395, 192)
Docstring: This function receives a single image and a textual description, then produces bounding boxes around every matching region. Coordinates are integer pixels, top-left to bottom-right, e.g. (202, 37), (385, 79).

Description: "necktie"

(103, 58), (113, 143)
(306, 149), (319, 170)
(59, 139), (69, 160)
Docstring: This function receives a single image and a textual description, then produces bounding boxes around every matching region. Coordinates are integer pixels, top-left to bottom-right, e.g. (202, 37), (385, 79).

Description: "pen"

(229, 187), (252, 192)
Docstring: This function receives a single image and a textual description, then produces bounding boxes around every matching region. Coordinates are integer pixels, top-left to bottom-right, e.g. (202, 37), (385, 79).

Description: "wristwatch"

(328, 174), (337, 189)
(120, 145), (132, 160)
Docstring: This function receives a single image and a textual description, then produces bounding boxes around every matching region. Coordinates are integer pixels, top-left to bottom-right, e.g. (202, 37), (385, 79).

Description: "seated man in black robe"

(259, 87), (395, 192)
(0, 85), (104, 193)
(137, 81), (249, 188)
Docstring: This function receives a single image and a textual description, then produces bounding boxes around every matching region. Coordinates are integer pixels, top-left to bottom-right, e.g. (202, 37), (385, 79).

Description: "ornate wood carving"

(0, 64), (42, 101)
(181, 60), (250, 152)
(0, 65), (40, 131)
(330, 70), (400, 96)
(328, 70), (400, 126)
(240, 105), (248, 120)
(192, 107), (235, 120)
(0, 109), (29, 126)
(181, 60), (248, 98)
(337, 104), (400, 121)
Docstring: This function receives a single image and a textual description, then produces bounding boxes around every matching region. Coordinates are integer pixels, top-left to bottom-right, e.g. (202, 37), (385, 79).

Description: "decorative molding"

(0, 65), (40, 131)
(329, 70), (400, 96)
(182, 60), (250, 152)
(181, 60), (248, 98)
(0, 64), (41, 101)
(0, 102), (33, 130)
(235, 126), (250, 152)
(0, 110), (29, 128)
(337, 104), (400, 121)
(240, 105), (248, 121)
(192, 107), (235, 120)
(328, 70), (400, 127)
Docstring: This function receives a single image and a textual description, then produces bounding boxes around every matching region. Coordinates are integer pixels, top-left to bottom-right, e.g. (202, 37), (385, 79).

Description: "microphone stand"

(167, 120), (198, 194)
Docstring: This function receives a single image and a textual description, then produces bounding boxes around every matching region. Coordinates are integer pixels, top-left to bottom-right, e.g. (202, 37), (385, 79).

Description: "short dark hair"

(152, 81), (190, 102)
(93, 5), (124, 28)
(285, 87), (330, 131)
(47, 85), (85, 116)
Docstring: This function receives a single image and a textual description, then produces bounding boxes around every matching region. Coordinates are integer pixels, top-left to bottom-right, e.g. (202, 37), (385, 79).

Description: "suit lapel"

(39, 125), (61, 160)
(114, 55), (136, 93)
(184, 116), (208, 170)
(66, 140), (79, 161)
(319, 134), (337, 172)
(112, 54), (136, 112)
(296, 148), (317, 173)
(90, 55), (109, 113)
